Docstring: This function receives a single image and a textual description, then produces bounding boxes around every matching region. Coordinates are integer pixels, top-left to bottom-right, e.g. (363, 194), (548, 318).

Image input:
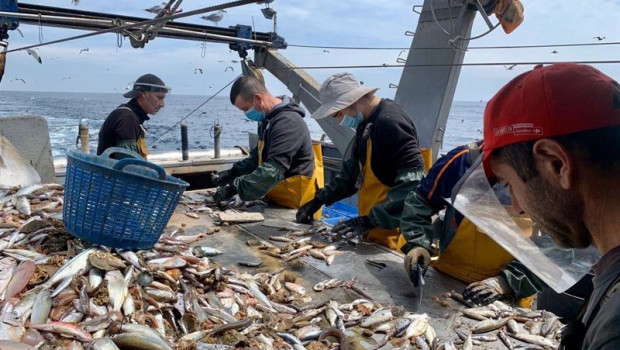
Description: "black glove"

(295, 197), (323, 224)
(211, 169), (238, 187)
(403, 247), (431, 287)
(331, 216), (374, 239)
(462, 276), (513, 305)
(213, 185), (237, 204)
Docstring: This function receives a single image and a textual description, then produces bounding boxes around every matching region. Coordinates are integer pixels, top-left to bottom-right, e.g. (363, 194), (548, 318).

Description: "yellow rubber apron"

(358, 140), (408, 251)
(137, 125), (148, 159)
(433, 215), (535, 307)
(258, 141), (324, 220)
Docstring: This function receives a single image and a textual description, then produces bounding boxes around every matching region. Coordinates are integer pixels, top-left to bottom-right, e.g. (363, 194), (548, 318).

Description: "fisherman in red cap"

(480, 63), (620, 349)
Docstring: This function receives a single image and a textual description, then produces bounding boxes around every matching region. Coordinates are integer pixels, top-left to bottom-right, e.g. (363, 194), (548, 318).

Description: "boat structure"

(0, 0), (588, 348)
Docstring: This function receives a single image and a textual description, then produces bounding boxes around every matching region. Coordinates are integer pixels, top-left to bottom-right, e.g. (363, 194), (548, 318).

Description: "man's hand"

(331, 216), (374, 239)
(211, 169), (237, 187)
(213, 185), (237, 205)
(404, 247), (431, 287)
(462, 276), (513, 305)
(295, 197), (323, 224)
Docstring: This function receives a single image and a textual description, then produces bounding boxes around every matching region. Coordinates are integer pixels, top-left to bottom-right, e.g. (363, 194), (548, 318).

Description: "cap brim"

(123, 90), (141, 99)
(311, 87), (378, 120)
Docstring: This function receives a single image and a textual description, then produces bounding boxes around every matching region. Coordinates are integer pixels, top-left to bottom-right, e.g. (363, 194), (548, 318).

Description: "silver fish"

(105, 270), (127, 312)
(30, 288), (51, 324)
(43, 247), (96, 289)
(191, 245), (223, 258)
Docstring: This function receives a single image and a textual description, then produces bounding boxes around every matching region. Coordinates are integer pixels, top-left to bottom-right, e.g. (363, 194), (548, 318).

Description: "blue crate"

(63, 148), (188, 250)
(322, 201), (358, 226)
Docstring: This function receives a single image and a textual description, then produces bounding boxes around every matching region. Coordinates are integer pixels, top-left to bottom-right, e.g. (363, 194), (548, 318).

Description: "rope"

(273, 60), (620, 70)
(7, 0), (263, 53)
(286, 41), (620, 51)
(150, 75), (241, 146)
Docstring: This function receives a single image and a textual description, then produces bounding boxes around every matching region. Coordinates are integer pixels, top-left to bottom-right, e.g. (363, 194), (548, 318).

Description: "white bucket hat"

(311, 73), (378, 120)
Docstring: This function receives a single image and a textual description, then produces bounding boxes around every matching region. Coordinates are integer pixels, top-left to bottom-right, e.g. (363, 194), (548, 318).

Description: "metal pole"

(213, 123), (222, 159)
(78, 118), (89, 153)
(181, 122), (189, 161)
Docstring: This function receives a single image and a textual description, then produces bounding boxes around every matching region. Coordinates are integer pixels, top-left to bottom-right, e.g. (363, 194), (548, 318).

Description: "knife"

(413, 261), (425, 310)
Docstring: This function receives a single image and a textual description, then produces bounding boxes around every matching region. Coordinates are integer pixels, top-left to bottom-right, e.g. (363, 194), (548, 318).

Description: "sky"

(1, 0), (620, 101)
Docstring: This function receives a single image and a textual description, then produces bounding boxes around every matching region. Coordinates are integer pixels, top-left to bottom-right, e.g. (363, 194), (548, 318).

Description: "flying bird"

(230, 60), (239, 63)
(194, 68), (203, 74)
(504, 64), (517, 70)
(209, 84), (214, 88)
(323, 50), (330, 53)
(145, 3), (165, 14)
(62, 76), (71, 81)
(398, 49), (406, 57)
(550, 50), (558, 54)
(26, 48), (42, 64)
(593, 36), (606, 41)
(225, 66), (234, 72)
(11, 78), (26, 83)
(79, 48), (89, 55)
(201, 10), (226, 25)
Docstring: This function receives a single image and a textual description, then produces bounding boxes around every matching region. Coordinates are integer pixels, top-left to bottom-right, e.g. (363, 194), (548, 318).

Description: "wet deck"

(168, 190), (477, 348)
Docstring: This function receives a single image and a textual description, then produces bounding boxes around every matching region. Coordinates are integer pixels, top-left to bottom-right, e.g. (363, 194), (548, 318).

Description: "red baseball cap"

(483, 63), (620, 175)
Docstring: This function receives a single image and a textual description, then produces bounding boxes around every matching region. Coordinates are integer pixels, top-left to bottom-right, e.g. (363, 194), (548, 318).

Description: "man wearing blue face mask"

(212, 76), (323, 214)
(296, 73), (425, 252)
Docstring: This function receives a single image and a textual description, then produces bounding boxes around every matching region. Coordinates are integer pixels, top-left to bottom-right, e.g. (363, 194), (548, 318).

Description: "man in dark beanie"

(97, 73), (170, 158)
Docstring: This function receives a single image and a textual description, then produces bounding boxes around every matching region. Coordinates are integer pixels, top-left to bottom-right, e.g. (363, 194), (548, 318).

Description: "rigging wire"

(150, 75), (241, 146)
(6, 0), (263, 53)
(276, 59), (620, 70)
(287, 41), (620, 51)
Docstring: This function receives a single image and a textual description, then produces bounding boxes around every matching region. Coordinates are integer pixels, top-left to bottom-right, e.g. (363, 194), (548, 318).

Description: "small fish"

(30, 288), (51, 324)
(191, 245), (223, 258)
(471, 317), (510, 334)
(498, 330), (514, 350)
(26, 321), (93, 342)
(285, 282), (306, 295)
(507, 332), (559, 348)
(361, 307), (393, 328)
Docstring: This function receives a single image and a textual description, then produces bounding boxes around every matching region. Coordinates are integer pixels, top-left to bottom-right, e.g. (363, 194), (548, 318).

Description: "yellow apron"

(420, 148), (432, 173)
(433, 215), (535, 308)
(358, 140), (408, 251)
(137, 126), (148, 159)
(258, 141), (324, 220)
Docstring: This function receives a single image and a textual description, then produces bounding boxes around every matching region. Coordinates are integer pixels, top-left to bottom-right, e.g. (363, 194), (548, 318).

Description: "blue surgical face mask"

(339, 112), (363, 128)
(245, 107), (265, 122)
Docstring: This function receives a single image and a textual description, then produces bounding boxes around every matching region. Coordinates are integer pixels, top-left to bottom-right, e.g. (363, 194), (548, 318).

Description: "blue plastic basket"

(63, 147), (189, 249)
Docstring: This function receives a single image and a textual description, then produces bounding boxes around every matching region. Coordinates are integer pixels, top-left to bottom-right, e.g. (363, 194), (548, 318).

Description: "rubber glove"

(213, 185), (237, 205)
(462, 276), (513, 305)
(331, 216), (374, 239)
(403, 247), (432, 287)
(211, 169), (238, 186)
(295, 197), (323, 224)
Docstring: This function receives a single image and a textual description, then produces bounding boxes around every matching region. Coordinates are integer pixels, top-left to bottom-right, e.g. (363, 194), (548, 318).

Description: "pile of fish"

(0, 184), (567, 350)
(0, 184), (442, 350)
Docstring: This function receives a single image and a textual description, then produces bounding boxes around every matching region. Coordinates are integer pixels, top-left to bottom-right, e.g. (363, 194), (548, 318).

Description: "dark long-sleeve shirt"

(316, 98), (425, 229)
(97, 98), (148, 156)
(232, 96), (314, 201)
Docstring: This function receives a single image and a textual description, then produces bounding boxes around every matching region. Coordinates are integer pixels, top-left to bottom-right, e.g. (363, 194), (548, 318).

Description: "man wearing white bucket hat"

(296, 72), (425, 252)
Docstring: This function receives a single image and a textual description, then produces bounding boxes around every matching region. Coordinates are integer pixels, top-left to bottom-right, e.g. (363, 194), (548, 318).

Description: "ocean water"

(0, 91), (484, 158)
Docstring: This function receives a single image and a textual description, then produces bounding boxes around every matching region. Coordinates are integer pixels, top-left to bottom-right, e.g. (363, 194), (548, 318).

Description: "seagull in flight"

(593, 36), (606, 41)
(79, 48), (89, 55)
(225, 66), (234, 72)
(11, 78), (26, 83)
(26, 48), (42, 64)
(201, 10), (226, 26)
(550, 50), (558, 54)
(504, 64), (517, 70)
(62, 76), (71, 81)
(323, 49), (330, 53)
(209, 84), (214, 88)
(145, 3), (165, 14)
(194, 68), (203, 74)
(398, 49), (407, 57)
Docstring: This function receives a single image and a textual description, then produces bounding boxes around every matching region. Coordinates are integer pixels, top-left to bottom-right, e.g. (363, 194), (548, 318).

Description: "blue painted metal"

(0, 0), (19, 39)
